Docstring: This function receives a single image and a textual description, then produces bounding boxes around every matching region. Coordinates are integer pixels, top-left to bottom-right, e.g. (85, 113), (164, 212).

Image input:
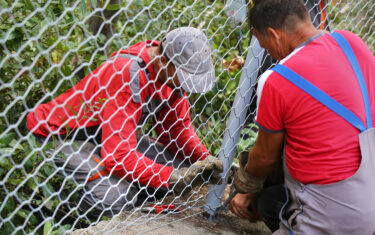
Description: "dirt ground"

(70, 185), (272, 235)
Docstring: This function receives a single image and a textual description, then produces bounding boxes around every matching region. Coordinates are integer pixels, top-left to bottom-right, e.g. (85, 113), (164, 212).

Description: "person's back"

(256, 30), (375, 184)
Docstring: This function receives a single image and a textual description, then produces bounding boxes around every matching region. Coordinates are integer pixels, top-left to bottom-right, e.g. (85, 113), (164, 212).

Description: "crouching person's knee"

(79, 175), (138, 218)
(77, 157), (139, 218)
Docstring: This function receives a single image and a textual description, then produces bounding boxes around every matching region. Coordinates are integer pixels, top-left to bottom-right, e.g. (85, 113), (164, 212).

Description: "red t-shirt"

(256, 30), (375, 184)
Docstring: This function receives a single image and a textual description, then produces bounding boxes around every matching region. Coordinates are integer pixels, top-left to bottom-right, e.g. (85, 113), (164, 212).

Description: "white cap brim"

(176, 64), (216, 93)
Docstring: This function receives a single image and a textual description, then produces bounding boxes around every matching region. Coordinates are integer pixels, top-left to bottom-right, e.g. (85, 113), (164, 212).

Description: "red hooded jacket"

(27, 41), (210, 189)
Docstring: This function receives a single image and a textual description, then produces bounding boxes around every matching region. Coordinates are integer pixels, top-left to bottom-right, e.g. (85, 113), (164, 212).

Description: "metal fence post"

(203, 36), (264, 220)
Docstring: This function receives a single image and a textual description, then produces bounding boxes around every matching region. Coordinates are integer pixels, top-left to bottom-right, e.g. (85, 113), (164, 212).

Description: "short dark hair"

(249, 0), (310, 35)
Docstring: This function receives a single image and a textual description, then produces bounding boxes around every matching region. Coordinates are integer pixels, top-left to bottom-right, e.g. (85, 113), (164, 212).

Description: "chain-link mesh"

(0, 0), (374, 234)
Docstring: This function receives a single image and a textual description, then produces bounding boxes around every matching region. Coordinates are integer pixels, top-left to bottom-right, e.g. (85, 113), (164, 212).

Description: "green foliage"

(0, 134), (86, 234)
(328, 0), (375, 54)
(0, 0), (249, 133)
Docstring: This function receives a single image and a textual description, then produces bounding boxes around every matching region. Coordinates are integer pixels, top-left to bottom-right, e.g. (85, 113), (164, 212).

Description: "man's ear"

(267, 27), (281, 43)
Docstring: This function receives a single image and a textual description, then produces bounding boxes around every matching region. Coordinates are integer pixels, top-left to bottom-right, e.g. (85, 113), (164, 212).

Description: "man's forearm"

(246, 147), (280, 179)
(245, 129), (285, 179)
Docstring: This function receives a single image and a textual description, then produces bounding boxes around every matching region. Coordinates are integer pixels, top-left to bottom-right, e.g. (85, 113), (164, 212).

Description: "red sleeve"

(26, 65), (105, 136)
(28, 58), (173, 189)
(255, 72), (286, 132)
(154, 96), (210, 163)
(100, 71), (172, 189)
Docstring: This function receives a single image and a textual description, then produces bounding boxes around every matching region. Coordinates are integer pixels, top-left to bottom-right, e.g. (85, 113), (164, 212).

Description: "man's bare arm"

(230, 128), (285, 219)
(246, 128), (285, 179)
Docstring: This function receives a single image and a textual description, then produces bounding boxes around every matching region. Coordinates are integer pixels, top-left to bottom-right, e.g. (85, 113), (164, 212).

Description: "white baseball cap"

(162, 27), (216, 93)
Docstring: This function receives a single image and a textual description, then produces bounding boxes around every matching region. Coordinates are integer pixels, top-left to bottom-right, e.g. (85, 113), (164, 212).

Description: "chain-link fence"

(1, 0), (374, 234)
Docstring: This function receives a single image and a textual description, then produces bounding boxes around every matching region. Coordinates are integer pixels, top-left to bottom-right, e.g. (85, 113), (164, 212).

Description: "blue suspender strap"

(271, 64), (366, 132)
(330, 32), (372, 129)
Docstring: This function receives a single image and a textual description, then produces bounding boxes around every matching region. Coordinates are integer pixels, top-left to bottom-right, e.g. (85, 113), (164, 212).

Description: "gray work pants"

(38, 134), (189, 218)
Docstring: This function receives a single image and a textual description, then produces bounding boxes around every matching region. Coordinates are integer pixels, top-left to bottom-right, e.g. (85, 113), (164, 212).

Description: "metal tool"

(141, 204), (181, 214)
(216, 186), (237, 214)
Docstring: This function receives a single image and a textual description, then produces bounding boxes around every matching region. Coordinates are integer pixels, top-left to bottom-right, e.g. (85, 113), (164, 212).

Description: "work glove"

(233, 151), (265, 194)
(169, 155), (224, 195)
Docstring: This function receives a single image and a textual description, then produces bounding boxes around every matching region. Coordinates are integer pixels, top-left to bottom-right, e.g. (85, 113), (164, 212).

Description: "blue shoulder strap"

(270, 32), (371, 132)
(271, 64), (366, 132)
(330, 32), (372, 129)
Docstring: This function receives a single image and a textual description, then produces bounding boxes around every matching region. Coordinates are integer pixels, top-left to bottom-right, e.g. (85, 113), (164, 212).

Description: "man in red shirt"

(27, 27), (223, 217)
(230, 0), (375, 233)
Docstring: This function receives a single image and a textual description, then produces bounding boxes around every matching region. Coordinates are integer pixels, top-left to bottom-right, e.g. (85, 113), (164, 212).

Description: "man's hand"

(169, 155), (224, 195)
(229, 193), (260, 221)
(233, 151), (265, 194)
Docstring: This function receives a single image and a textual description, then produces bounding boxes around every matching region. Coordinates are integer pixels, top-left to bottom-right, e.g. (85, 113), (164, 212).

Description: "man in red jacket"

(27, 27), (223, 217)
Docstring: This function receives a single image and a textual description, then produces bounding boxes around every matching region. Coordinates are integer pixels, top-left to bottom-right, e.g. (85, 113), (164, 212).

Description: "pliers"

(141, 204), (181, 214)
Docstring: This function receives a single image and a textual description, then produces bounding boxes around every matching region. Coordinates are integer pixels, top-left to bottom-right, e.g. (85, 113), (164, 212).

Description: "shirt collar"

(296, 31), (325, 49)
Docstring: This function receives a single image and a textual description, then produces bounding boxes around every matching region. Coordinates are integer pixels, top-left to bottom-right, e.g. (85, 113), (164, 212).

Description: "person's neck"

(288, 22), (321, 51)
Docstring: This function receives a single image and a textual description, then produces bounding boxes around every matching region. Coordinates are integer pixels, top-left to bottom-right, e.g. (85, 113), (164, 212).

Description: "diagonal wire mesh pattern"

(0, 0), (374, 234)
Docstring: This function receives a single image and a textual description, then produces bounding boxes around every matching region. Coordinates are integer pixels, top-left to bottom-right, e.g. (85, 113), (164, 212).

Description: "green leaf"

(58, 116), (66, 123)
(0, 147), (13, 154)
(52, 135), (57, 143)
(27, 178), (38, 192)
(17, 190), (30, 201)
(8, 177), (22, 185)
(24, 0), (34, 11)
(47, 7), (56, 21)
(43, 142), (54, 151)
(9, 139), (24, 150)
(90, 0), (97, 8)
(2, 197), (15, 216)
(80, 100), (87, 113)
(42, 183), (54, 198)
(65, 124), (71, 136)
(56, 224), (71, 235)
(72, 142), (80, 150)
(1, 0), (9, 8)
(58, 116), (71, 135)
(45, 198), (55, 211)
(105, 3), (121, 11)
(28, 213), (38, 225)
(17, 209), (29, 219)
(2, 222), (13, 235)
(43, 220), (53, 235)
(24, 158), (33, 172)
(61, 65), (72, 76)
(29, 134), (38, 148)
(42, 165), (55, 176)
(0, 156), (12, 170)
(0, 132), (16, 147)
(66, 104), (78, 115)
(80, 0), (86, 16)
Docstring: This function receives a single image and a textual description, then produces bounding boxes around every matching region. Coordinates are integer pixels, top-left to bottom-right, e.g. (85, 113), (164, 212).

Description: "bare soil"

(70, 185), (272, 235)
